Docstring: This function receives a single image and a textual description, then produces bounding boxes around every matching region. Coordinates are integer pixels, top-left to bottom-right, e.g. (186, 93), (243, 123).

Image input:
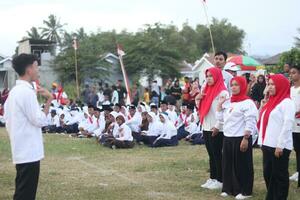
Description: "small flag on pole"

(72, 37), (78, 50)
(117, 44), (126, 57)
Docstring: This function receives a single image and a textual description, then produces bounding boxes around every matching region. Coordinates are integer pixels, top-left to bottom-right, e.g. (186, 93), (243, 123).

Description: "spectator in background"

(1, 88), (9, 104)
(251, 75), (266, 107)
(165, 78), (173, 95)
(143, 88), (150, 105)
(89, 86), (99, 108)
(170, 79), (182, 109)
(81, 84), (90, 105)
(214, 51), (233, 94)
(103, 83), (112, 100)
(283, 63), (291, 78)
(190, 80), (200, 107)
(151, 80), (160, 106)
(182, 77), (191, 105)
(51, 82), (58, 94)
(111, 85), (119, 105)
(116, 80), (127, 106)
(131, 84), (140, 106)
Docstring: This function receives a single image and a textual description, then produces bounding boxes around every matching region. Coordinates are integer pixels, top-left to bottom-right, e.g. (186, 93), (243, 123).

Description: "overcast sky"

(0, 0), (299, 57)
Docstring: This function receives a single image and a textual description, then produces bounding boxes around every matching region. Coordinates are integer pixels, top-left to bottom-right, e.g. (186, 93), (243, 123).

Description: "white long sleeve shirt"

(291, 86), (300, 133)
(216, 99), (258, 137)
(46, 114), (60, 127)
(4, 80), (48, 164)
(116, 123), (133, 141)
(157, 121), (177, 140)
(142, 121), (163, 137)
(258, 98), (295, 150)
(126, 112), (142, 133)
(202, 90), (229, 131)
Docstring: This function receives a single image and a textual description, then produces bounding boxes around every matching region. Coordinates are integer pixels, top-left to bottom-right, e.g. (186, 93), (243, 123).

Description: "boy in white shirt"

(4, 54), (53, 200)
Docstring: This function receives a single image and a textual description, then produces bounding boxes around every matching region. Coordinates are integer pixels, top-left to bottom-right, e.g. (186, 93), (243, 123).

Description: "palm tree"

(26, 27), (42, 39)
(296, 28), (300, 48)
(75, 27), (87, 40)
(40, 14), (66, 45)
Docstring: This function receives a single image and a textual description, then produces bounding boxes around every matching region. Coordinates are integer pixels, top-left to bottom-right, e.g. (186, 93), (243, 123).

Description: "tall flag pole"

(73, 37), (80, 99)
(117, 44), (131, 105)
(201, 0), (215, 54)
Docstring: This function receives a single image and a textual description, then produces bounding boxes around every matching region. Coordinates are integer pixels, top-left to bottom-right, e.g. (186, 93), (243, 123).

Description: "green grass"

(0, 128), (299, 200)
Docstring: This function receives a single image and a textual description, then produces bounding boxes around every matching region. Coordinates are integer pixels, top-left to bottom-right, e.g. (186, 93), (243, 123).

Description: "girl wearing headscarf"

(140, 112), (163, 146)
(198, 67), (229, 190)
(216, 76), (258, 199)
(111, 115), (134, 149)
(152, 113), (178, 147)
(257, 74), (295, 200)
(250, 74), (266, 107)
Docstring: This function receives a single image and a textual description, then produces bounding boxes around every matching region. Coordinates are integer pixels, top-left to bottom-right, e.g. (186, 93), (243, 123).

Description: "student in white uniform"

(289, 65), (300, 187)
(198, 67), (229, 190)
(216, 76), (258, 199)
(126, 105), (142, 134)
(110, 115), (134, 149)
(257, 74), (295, 200)
(166, 102), (177, 125)
(45, 109), (60, 133)
(177, 104), (198, 140)
(152, 113), (178, 147)
(4, 54), (54, 200)
(140, 112), (163, 146)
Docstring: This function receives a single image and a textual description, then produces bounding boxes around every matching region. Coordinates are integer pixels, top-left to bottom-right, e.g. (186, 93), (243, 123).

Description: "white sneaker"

(207, 180), (222, 190)
(201, 178), (214, 188)
(235, 194), (252, 199)
(289, 172), (299, 181)
(220, 192), (228, 197)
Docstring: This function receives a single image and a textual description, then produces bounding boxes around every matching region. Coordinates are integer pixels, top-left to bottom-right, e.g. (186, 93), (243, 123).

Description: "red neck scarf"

(198, 67), (227, 123)
(230, 76), (250, 103)
(258, 74), (291, 142)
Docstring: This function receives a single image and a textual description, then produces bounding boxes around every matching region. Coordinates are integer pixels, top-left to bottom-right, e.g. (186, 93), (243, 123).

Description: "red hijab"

(198, 67), (227, 123)
(230, 76), (250, 103)
(258, 74), (291, 143)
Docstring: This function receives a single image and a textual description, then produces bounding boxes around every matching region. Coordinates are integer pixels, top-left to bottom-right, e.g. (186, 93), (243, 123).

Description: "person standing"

(217, 76), (257, 199)
(198, 67), (229, 190)
(257, 74), (295, 200)
(4, 54), (53, 200)
(214, 51), (233, 94)
(289, 65), (300, 187)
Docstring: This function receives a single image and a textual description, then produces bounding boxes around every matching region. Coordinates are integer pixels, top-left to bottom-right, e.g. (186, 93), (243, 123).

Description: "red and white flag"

(72, 37), (78, 50)
(117, 44), (126, 57)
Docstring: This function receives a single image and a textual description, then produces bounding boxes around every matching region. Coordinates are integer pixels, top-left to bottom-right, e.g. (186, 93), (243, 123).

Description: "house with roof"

(0, 54), (15, 90)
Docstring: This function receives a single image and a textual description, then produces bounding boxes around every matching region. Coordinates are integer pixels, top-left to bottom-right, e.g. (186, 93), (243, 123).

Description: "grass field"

(0, 128), (299, 200)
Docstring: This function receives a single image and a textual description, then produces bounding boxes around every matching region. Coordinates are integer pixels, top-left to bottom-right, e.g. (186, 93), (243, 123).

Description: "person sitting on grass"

(152, 113), (178, 148)
(140, 112), (163, 146)
(99, 112), (119, 145)
(177, 104), (198, 140)
(104, 115), (134, 149)
(42, 109), (60, 133)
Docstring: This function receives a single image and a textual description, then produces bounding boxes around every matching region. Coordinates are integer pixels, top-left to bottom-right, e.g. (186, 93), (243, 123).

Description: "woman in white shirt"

(257, 74), (295, 200)
(152, 113), (178, 147)
(217, 76), (258, 199)
(140, 112), (163, 146)
(197, 67), (229, 190)
(289, 65), (300, 186)
(110, 115), (134, 149)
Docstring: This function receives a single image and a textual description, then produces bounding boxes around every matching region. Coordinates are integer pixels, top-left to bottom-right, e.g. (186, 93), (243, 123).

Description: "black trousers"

(222, 136), (253, 196)
(293, 132), (300, 187)
(14, 161), (40, 200)
(262, 146), (291, 200)
(203, 131), (223, 182)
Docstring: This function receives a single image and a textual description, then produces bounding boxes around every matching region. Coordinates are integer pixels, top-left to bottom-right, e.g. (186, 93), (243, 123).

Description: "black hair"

(12, 54), (38, 76)
(214, 51), (227, 61)
(291, 65), (300, 72)
(88, 104), (95, 109)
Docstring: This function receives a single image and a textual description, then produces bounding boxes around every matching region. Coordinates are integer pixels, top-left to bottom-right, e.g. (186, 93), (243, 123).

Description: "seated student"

(186, 123), (205, 145)
(152, 113), (178, 147)
(99, 112), (119, 145)
(150, 103), (159, 120)
(64, 107), (81, 133)
(175, 103), (187, 128)
(133, 111), (149, 143)
(159, 101), (168, 113)
(56, 112), (67, 133)
(166, 102), (178, 125)
(80, 107), (104, 138)
(177, 104), (198, 140)
(140, 112), (163, 146)
(105, 115), (134, 149)
(42, 109), (60, 133)
(126, 105), (142, 135)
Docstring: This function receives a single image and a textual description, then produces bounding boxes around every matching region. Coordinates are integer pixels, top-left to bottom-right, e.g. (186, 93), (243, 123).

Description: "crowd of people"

(3, 52), (300, 200)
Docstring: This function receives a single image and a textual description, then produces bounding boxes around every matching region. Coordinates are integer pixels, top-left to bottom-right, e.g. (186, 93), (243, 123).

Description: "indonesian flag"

(117, 44), (126, 57)
(72, 37), (78, 50)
